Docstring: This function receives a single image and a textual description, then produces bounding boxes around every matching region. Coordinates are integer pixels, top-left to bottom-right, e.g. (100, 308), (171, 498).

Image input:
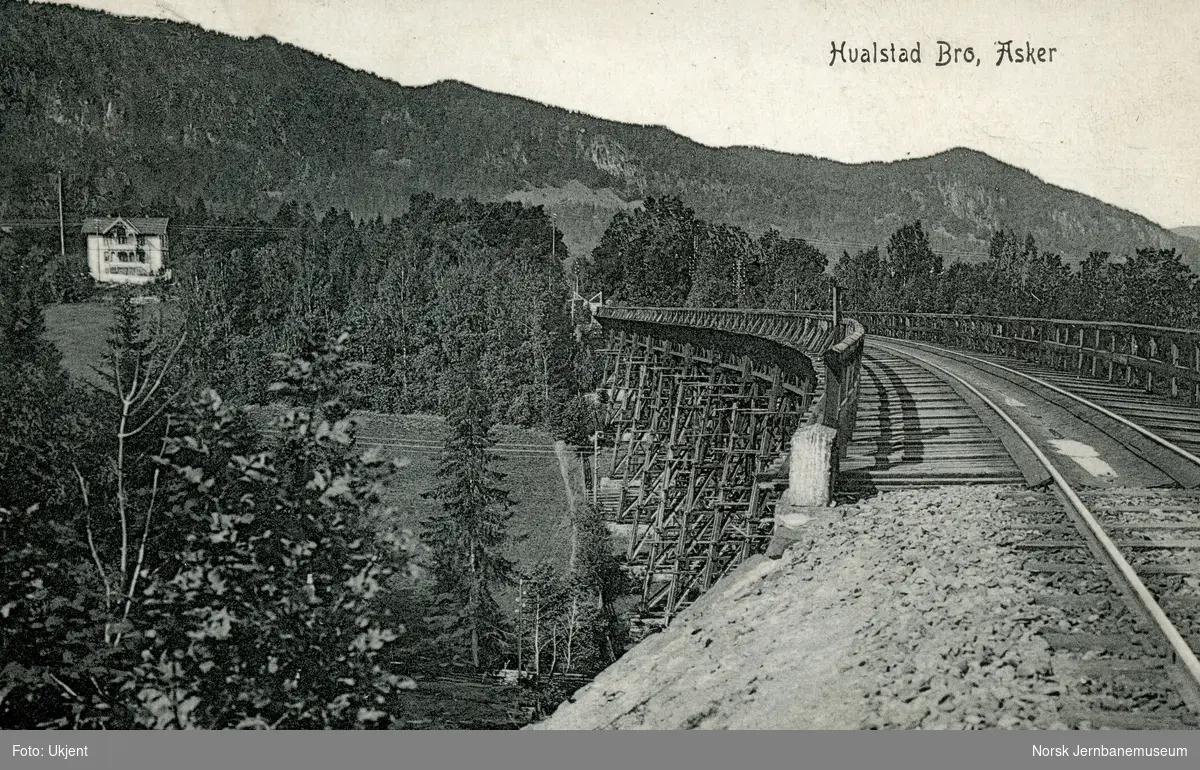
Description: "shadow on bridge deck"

(839, 346), (1026, 498)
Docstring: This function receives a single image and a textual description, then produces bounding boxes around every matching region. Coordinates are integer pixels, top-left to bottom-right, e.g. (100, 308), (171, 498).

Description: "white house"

(82, 216), (170, 284)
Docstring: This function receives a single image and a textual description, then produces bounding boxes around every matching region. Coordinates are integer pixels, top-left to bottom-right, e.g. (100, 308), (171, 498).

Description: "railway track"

(841, 347), (1027, 493)
(883, 337), (1200, 473)
(861, 338), (1200, 728)
(1002, 486), (1200, 728)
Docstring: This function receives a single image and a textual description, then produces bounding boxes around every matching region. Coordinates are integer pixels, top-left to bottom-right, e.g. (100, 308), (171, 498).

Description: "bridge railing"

(819, 314), (867, 458)
(594, 305), (867, 447)
(855, 311), (1200, 404)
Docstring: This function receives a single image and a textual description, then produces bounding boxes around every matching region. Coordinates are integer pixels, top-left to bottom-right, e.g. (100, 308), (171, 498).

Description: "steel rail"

(874, 339), (1200, 703)
(885, 337), (1200, 467)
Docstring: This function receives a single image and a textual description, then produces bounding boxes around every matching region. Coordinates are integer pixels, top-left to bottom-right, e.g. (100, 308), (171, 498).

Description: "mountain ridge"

(1173, 226), (1200, 243)
(2, 2), (1195, 269)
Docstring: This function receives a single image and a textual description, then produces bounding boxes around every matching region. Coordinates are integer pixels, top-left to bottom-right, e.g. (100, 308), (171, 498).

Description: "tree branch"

(116, 394), (130, 582)
(75, 464), (113, 645)
(132, 332), (187, 414)
(125, 346), (143, 405)
(48, 673), (79, 700)
(116, 411), (174, 646)
(124, 383), (186, 439)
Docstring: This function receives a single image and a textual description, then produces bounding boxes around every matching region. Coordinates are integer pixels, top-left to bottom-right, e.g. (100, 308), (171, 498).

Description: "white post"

(592, 432), (599, 507)
(785, 424), (838, 510)
(57, 172), (66, 258)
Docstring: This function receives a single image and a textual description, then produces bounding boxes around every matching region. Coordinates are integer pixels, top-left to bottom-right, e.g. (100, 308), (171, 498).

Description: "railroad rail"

(867, 336), (1200, 727)
(591, 306), (865, 628)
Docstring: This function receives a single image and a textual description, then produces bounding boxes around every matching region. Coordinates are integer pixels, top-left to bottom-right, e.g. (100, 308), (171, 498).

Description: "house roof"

(80, 217), (169, 236)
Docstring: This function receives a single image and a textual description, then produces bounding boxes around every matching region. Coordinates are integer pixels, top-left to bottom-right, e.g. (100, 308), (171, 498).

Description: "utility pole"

(57, 171), (66, 258)
(548, 217), (557, 296)
(516, 579), (523, 677)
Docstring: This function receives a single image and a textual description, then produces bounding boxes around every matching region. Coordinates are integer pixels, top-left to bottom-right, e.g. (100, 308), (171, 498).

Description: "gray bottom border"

(3, 730), (1198, 770)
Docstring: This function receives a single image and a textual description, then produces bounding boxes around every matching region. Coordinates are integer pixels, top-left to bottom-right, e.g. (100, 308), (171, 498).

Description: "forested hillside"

(0, 191), (627, 728)
(2, 2), (1194, 268)
(587, 199), (1200, 330)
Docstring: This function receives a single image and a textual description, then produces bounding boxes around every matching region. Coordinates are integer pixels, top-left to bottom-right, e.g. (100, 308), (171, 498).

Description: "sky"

(40, 0), (1200, 228)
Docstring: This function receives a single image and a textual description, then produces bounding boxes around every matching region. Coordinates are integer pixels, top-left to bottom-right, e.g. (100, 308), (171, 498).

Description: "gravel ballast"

(530, 486), (1087, 730)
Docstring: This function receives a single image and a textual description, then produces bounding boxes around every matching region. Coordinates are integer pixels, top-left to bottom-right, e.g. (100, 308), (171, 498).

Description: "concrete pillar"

(785, 424), (837, 508)
(767, 424), (837, 559)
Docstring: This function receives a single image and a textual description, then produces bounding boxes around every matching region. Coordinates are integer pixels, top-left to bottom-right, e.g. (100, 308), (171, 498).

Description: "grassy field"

(252, 410), (577, 580)
(43, 301), (116, 386)
(349, 411), (575, 577)
(43, 300), (179, 388)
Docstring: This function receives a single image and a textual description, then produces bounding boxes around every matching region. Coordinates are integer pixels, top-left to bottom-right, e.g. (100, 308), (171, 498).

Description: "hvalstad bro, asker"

(830, 40), (1058, 67)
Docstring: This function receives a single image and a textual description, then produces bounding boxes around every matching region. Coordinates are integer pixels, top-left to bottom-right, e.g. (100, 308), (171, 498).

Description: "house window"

(114, 227), (127, 244)
(136, 235), (146, 246)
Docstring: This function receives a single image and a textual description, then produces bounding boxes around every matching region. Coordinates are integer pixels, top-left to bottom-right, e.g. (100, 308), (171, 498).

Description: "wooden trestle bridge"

(585, 307), (1200, 618)
(590, 306), (865, 630)
(588, 307), (1200, 716)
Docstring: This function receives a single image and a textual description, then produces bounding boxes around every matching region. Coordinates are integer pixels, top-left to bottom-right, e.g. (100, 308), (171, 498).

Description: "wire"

(0, 220), (299, 235)
(4, 219), (1085, 262)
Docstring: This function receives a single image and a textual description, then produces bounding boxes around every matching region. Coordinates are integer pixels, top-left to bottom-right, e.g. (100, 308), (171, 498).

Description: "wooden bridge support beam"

(594, 330), (814, 630)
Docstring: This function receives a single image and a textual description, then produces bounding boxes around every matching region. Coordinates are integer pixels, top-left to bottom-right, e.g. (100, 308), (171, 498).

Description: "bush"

(131, 331), (418, 728)
(1, 328), (421, 728)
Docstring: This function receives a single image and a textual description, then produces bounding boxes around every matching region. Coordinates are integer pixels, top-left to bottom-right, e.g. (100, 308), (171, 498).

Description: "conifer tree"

(423, 373), (516, 670)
